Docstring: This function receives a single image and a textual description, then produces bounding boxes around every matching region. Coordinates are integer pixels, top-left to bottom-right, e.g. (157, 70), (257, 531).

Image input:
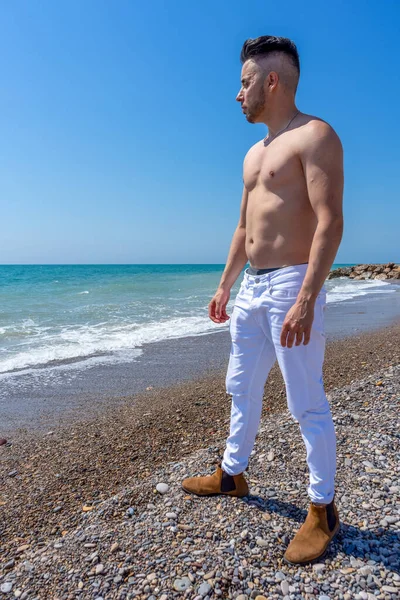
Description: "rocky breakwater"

(328, 263), (400, 280)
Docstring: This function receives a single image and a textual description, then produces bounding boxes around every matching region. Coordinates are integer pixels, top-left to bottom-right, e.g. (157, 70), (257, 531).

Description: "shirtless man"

(182, 36), (344, 565)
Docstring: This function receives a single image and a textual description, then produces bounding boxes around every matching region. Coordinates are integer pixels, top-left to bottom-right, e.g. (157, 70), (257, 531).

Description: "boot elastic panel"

(326, 500), (337, 533)
(221, 470), (236, 493)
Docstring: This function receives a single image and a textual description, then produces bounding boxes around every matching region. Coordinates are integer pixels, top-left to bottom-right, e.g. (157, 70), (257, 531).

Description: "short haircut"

(240, 36), (300, 74)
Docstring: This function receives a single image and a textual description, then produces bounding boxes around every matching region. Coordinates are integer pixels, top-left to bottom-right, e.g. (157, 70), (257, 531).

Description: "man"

(182, 36), (344, 565)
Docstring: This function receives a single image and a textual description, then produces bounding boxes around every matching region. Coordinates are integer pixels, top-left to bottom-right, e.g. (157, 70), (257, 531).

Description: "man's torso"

(243, 115), (320, 269)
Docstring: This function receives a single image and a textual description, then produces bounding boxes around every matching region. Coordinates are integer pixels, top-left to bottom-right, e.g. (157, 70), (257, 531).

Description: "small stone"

(82, 505), (95, 512)
(0, 582), (13, 593)
(173, 577), (191, 592)
(156, 483), (169, 495)
(4, 559), (15, 570)
(281, 580), (289, 595)
(256, 538), (268, 547)
(203, 571), (215, 580)
(8, 470), (18, 477)
(385, 515), (398, 524)
(110, 542), (120, 553)
(255, 597), (268, 600)
(313, 563), (326, 574)
(267, 450), (275, 461)
(95, 563), (105, 575)
(16, 544), (30, 554)
(381, 586), (398, 593)
(14, 590), (22, 598)
(319, 596), (331, 600)
(275, 571), (286, 581)
(198, 582), (212, 596)
(236, 596), (248, 600)
(166, 512), (177, 519)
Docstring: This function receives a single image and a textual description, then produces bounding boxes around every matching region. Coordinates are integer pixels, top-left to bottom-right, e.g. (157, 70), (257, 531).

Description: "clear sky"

(1, 0), (399, 265)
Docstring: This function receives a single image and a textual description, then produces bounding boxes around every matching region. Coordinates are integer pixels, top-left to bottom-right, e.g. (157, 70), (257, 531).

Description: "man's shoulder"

(299, 114), (341, 145)
(243, 139), (264, 162)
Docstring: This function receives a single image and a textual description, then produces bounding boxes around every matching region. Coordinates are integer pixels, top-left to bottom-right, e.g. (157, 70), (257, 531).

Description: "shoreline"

(1, 285), (400, 436)
(0, 323), (399, 598)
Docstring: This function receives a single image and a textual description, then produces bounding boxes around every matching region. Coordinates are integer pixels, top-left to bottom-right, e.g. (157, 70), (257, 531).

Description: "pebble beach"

(0, 322), (399, 600)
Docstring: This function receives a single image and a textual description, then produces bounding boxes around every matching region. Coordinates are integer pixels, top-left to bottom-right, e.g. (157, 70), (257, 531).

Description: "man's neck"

(264, 104), (299, 138)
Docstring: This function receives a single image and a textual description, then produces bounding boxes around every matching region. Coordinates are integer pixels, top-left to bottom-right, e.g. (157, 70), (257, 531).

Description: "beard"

(244, 84), (266, 123)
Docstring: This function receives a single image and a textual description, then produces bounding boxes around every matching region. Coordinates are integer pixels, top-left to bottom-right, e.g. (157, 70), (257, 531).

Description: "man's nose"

(236, 89), (243, 102)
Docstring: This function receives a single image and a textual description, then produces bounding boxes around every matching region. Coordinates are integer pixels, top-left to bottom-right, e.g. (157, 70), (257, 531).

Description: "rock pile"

(328, 263), (400, 280)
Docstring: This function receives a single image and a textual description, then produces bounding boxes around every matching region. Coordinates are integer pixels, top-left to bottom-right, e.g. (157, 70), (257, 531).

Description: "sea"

(0, 263), (398, 382)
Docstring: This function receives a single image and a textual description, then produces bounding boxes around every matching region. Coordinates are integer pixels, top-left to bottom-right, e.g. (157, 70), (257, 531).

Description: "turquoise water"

(0, 263), (396, 376)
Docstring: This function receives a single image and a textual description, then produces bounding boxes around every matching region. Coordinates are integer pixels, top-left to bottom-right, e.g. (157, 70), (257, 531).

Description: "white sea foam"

(78, 290), (90, 294)
(325, 277), (395, 304)
(0, 315), (228, 376)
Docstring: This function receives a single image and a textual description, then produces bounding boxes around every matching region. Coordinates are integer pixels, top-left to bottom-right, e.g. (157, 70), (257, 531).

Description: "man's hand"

(209, 288), (231, 323)
(280, 299), (315, 348)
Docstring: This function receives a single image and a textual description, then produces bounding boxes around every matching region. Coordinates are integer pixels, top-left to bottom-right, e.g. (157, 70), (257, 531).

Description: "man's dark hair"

(240, 36), (300, 74)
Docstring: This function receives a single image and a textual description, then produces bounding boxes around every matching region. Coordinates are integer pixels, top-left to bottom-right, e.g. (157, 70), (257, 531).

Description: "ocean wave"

(325, 277), (396, 304)
(0, 315), (228, 375)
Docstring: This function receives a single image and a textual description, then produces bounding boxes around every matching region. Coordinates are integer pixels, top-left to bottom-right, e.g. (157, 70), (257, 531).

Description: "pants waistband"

(246, 262), (308, 276)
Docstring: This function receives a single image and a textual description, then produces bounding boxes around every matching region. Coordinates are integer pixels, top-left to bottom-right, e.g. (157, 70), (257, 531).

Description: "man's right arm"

(208, 187), (248, 323)
(219, 186), (249, 290)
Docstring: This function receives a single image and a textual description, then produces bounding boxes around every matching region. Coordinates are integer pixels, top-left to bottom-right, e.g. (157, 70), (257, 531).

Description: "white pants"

(221, 263), (336, 504)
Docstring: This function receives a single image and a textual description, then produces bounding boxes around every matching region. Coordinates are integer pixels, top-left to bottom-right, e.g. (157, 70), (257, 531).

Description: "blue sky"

(1, 0), (399, 265)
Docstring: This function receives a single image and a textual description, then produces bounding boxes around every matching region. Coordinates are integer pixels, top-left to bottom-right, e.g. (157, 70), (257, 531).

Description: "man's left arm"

(281, 121), (344, 348)
(298, 120), (344, 302)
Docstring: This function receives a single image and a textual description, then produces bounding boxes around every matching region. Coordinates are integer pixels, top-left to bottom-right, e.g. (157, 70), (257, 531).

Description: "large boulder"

(375, 273), (388, 280)
(327, 266), (352, 279)
(354, 264), (369, 272)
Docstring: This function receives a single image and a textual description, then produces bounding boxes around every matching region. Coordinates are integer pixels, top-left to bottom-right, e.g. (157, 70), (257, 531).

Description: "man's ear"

(267, 71), (279, 91)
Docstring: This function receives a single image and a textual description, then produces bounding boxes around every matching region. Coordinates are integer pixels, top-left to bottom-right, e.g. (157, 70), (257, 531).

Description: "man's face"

(236, 60), (267, 123)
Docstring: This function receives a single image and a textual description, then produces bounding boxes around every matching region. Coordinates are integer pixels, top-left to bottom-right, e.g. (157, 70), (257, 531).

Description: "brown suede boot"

(181, 465), (249, 497)
(283, 498), (340, 565)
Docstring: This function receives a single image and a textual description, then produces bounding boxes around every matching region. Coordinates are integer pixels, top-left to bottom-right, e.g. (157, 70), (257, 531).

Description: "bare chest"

(243, 138), (304, 194)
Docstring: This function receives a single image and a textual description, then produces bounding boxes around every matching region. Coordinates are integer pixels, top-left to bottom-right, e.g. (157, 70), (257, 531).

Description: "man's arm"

(219, 186), (248, 290)
(297, 121), (344, 302)
(209, 187), (248, 323)
(280, 120), (344, 348)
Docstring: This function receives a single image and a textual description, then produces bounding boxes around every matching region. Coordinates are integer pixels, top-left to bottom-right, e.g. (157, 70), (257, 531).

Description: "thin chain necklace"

(263, 110), (300, 145)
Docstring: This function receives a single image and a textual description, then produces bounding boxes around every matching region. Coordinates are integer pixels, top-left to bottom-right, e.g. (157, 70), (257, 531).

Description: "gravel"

(0, 324), (399, 599)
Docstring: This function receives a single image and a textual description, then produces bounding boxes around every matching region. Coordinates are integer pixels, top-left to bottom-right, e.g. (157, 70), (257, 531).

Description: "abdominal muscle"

(244, 188), (317, 269)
